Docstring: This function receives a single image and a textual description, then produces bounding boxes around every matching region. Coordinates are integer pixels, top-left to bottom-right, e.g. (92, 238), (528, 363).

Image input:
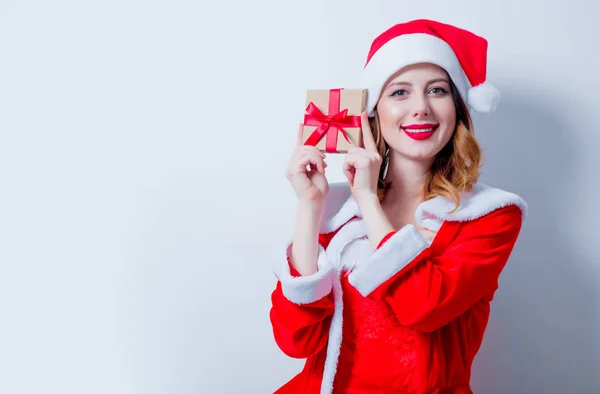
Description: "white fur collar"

(320, 182), (528, 233)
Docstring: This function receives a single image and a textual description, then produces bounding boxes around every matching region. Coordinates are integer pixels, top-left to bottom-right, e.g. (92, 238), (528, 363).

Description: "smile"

(401, 124), (439, 141)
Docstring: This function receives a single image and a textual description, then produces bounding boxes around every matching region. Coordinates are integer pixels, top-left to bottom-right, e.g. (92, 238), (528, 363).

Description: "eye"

(390, 89), (408, 97)
(429, 87), (448, 95)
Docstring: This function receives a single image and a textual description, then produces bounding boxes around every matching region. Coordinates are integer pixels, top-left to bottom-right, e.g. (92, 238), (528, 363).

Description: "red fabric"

(270, 221), (348, 361)
(270, 205), (522, 393)
(333, 274), (419, 393)
(364, 19), (489, 86)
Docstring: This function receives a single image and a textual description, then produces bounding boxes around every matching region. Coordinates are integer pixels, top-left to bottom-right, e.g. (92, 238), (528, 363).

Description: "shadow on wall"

(469, 86), (597, 393)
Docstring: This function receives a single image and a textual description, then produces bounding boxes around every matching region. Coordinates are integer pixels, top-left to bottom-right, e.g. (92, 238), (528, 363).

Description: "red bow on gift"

(303, 89), (361, 153)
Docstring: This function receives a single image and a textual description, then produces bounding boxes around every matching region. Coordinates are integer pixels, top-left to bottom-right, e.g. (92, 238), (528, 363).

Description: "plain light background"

(0, 0), (598, 393)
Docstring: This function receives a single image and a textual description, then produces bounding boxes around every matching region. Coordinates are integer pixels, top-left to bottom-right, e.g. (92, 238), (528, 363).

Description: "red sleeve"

(270, 279), (334, 358)
(348, 205), (523, 332)
(269, 227), (341, 358)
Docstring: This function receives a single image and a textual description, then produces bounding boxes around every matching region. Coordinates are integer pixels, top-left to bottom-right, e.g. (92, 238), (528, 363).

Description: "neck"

(383, 151), (433, 208)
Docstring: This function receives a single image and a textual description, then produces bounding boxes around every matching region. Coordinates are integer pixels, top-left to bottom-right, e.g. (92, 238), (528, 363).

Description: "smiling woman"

(371, 63), (481, 210)
(271, 19), (527, 394)
(381, 68), (456, 145)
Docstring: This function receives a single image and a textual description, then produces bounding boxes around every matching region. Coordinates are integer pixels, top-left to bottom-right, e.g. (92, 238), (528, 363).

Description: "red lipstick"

(401, 123), (438, 140)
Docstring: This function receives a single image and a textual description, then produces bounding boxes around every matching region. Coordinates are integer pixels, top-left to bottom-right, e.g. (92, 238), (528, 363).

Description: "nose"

(412, 94), (431, 118)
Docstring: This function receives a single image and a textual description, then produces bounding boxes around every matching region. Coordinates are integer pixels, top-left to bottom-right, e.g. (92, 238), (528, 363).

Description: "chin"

(388, 147), (436, 162)
(402, 150), (438, 161)
(390, 139), (443, 160)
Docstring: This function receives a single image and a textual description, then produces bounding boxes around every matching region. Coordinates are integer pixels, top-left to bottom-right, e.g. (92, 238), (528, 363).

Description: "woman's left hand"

(343, 111), (382, 203)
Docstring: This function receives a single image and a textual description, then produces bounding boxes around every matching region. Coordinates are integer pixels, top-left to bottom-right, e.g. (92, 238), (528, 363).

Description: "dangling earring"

(382, 148), (390, 180)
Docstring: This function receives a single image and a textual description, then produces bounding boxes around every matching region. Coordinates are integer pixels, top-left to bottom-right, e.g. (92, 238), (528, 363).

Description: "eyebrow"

(388, 78), (449, 87)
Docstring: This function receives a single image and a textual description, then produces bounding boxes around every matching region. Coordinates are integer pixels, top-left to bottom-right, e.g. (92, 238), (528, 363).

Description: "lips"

(401, 123), (439, 141)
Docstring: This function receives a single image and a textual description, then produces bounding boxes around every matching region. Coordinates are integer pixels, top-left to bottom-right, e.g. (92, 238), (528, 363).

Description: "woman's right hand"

(285, 124), (329, 203)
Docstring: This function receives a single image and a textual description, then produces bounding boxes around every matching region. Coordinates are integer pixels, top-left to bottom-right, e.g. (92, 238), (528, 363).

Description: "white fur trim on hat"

(362, 33), (501, 116)
(362, 33), (471, 117)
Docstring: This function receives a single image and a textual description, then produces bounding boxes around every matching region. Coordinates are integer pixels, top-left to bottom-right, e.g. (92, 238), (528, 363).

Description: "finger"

(298, 152), (326, 173)
(294, 153), (316, 172)
(347, 145), (381, 165)
(292, 147), (324, 167)
(302, 150), (325, 165)
(342, 161), (354, 182)
(317, 159), (325, 173)
(296, 123), (305, 147)
(310, 156), (325, 174)
(298, 151), (323, 168)
(347, 146), (364, 155)
(346, 152), (372, 169)
(343, 166), (355, 185)
(299, 145), (326, 158)
(343, 155), (356, 178)
(361, 111), (377, 152)
(344, 152), (362, 168)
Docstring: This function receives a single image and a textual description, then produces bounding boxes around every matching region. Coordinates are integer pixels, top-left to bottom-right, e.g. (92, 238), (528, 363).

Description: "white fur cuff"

(348, 224), (429, 297)
(276, 243), (334, 304)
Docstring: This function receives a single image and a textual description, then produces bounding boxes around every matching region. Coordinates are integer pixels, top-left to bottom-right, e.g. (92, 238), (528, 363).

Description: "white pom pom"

(467, 81), (500, 113)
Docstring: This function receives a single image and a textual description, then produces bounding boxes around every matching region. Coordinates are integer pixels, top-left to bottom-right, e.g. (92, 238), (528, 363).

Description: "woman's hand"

(285, 124), (329, 203)
(343, 112), (382, 204)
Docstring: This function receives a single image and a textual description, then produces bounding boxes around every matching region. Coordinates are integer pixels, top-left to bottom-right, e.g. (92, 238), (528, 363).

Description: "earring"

(382, 149), (390, 180)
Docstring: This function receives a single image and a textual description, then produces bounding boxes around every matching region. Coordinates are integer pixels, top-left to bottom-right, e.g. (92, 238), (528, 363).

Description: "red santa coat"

(270, 182), (527, 394)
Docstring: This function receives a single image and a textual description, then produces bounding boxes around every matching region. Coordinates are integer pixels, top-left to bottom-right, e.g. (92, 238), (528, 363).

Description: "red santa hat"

(362, 19), (500, 116)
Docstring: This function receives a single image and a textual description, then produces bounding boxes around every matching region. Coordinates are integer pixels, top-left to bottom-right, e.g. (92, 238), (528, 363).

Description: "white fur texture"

(414, 182), (528, 231)
(467, 81), (500, 113)
(348, 224), (429, 297)
(319, 272), (343, 394)
(275, 243), (333, 305)
(322, 183), (527, 235)
(361, 33), (471, 117)
(318, 218), (369, 393)
(324, 218), (369, 271)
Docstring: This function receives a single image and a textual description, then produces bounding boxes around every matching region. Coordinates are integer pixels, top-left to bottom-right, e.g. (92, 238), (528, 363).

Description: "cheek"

(433, 100), (456, 138)
(435, 99), (456, 125)
(377, 99), (409, 127)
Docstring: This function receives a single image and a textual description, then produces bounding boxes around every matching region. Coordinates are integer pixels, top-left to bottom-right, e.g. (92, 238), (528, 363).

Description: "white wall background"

(0, 0), (598, 393)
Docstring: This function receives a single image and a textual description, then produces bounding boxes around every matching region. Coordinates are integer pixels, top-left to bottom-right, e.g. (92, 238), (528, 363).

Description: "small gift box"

(302, 88), (367, 153)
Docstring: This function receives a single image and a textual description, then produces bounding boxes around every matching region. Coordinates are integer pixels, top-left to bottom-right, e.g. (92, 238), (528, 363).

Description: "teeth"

(404, 128), (433, 133)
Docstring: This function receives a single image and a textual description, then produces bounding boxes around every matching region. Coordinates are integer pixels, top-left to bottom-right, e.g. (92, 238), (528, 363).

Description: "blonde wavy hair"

(372, 78), (482, 212)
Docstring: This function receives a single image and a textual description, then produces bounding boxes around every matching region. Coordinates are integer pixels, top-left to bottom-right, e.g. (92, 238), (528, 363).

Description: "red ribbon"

(303, 88), (361, 153)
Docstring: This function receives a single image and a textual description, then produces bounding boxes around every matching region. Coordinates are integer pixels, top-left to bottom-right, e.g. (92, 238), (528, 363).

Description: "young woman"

(270, 19), (528, 394)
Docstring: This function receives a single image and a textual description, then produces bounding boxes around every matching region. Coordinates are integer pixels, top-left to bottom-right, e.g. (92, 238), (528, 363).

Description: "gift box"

(302, 88), (367, 153)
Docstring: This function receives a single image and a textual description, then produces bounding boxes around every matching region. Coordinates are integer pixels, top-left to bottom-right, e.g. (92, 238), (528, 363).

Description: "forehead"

(386, 63), (449, 84)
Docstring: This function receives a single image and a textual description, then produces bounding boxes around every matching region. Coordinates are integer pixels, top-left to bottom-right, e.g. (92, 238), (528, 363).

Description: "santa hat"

(362, 19), (500, 116)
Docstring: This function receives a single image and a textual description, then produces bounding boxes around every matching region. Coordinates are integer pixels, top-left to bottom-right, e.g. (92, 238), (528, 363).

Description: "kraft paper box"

(302, 88), (367, 154)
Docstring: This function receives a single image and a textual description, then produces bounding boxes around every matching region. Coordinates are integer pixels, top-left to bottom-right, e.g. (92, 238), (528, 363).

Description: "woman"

(270, 19), (527, 394)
